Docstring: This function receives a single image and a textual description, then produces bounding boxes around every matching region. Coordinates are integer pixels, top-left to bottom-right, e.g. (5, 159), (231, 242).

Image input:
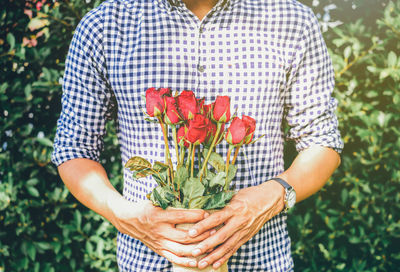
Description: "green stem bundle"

(199, 122), (223, 182)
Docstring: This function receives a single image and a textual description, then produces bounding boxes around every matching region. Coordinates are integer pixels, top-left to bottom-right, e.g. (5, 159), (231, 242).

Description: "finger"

(197, 234), (244, 270)
(188, 210), (229, 237)
(158, 208), (209, 224)
(161, 250), (198, 268)
(161, 239), (199, 257)
(191, 220), (239, 257)
(162, 226), (217, 244)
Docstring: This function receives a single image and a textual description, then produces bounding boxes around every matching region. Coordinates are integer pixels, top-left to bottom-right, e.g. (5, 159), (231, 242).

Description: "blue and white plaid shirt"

(52, 0), (343, 270)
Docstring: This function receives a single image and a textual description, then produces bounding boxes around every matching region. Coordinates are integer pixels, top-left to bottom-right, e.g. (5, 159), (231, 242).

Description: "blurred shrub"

(0, 1), (121, 271)
(0, 0), (399, 271)
(288, 1), (400, 271)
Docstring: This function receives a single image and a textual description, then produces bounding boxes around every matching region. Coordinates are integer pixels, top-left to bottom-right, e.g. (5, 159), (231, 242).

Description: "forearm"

(276, 145), (341, 202)
(57, 158), (129, 226)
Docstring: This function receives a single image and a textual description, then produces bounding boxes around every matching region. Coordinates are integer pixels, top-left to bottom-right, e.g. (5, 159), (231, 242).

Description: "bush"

(0, 0), (399, 271)
(0, 1), (121, 271)
(287, 1), (400, 271)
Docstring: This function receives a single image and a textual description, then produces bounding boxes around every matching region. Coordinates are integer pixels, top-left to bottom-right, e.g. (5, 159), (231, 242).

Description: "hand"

(187, 180), (285, 269)
(108, 198), (214, 267)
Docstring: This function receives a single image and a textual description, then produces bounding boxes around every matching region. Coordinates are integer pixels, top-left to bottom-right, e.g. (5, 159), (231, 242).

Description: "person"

(52, 0), (343, 271)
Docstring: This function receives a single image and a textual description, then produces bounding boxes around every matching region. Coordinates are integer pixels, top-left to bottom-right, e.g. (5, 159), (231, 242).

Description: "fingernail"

(204, 212), (210, 218)
(199, 261), (208, 269)
(188, 229), (197, 237)
(192, 248), (201, 256)
(189, 261), (196, 267)
(214, 262), (221, 268)
(210, 229), (217, 235)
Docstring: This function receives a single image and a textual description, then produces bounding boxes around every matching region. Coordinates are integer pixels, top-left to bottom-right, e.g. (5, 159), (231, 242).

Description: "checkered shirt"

(52, 0), (343, 271)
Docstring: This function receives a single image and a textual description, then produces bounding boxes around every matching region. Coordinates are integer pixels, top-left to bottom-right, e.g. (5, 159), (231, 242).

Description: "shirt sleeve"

(284, 8), (343, 153)
(51, 10), (113, 166)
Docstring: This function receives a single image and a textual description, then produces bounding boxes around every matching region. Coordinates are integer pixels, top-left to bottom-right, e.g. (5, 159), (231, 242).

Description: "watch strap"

(270, 177), (293, 212)
(270, 177), (292, 190)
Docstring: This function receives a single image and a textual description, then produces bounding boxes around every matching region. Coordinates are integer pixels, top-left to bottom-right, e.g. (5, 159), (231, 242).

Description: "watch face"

(287, 190), (296, 208)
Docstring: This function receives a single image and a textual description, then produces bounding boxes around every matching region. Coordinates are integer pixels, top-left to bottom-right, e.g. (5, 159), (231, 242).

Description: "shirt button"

(198, 65), (205, 73)
(199, 27), (205, 33)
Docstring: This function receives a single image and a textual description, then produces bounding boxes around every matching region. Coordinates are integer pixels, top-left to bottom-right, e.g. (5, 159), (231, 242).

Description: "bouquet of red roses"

(125, 88), (259, 210)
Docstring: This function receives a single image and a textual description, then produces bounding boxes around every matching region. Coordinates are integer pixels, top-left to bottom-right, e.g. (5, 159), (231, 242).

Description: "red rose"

(242, 115), (256, 144)
(197, 97), (205, 113)
(202, 103), (214, 119)
(145, 87), (170, 117)
(159, 87), (172, 97)
(186, 114), (208, 145)
(225, 117), (247, 146)
(177, 126), (189, 148)
(212, 96), (231, 123)
(204, 119), (216, 146)
(177, 90), (198, 120)
(204, 120), (225, 147)
(164, 96), (182, 124)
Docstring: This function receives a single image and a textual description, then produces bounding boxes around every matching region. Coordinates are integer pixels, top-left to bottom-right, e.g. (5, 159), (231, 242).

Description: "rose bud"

(225, 117), (247, 146)
(204, 119), (225, 147)
(177, 90), (198, 120)
(204, 119), (217, 147)
(177, 126), (189, 148)
(164, 96), (182, 125)
(202, 103), (214, 119)
(186, 114), (208, 145)
(212, 96), (231, 123)
(145, 87), (165, 117)
(159, 87), (172, 97)
(242, 115), (256, 144)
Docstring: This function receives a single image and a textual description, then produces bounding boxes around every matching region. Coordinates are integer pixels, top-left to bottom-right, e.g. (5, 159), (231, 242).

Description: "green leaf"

(344, 46), (351, 59)
(226, 164), (237, 185)
(388, 51), (397, 67)
(145, 117), (159, 123)
(132, 168), (155, 179)
(203, 150), (225, 172)
(152, 186), (174, 209)
(26, 178), (39, 186)
(153, 161), (169, 172)
(174, 166), (188, 189)
(181, 177), (205, 201)
(27, 186), (40, 197)
(36, 137), (53, 147)
(6, 33), (15, 51)
(208, 172), (226, 189)
(203, 191), (235, 210)
(188, 195), (212, 209)
(74, 210), (82, 231)
(27, 242), (36, 261)
(125, 156), (152, 171)
(152, 161), (169, 186)
(0, 82), (8, 94)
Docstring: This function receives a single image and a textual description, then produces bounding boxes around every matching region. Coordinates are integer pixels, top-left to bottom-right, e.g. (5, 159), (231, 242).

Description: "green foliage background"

(1, 0), (399, 271)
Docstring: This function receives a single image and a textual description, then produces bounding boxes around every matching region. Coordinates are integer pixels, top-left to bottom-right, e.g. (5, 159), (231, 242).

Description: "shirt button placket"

(197, 25), (206, 75)
(197, 64), (205, 73)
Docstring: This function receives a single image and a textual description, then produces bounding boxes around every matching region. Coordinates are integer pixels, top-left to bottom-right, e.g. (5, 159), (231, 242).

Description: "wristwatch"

(270, 177), (296, 212)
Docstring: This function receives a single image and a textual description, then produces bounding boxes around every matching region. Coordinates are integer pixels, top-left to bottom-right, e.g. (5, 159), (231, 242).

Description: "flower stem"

(199, 122), (222, 182)
(231, 144), (242, 165)
(171, 125), (180, 167)
(191, 144), (196, 177)
(179, 144), (185, 166)
(186, 143), (193, 170)
(158, 117), (174, 181)
(197, 145), (201, 172)
(224, 145), (233, 191)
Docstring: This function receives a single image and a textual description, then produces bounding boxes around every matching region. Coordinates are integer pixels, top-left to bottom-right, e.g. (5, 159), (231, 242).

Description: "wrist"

(106, 192), (132, 228)
(259, 180), (285, 213)
(269, 177), (296, 212)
